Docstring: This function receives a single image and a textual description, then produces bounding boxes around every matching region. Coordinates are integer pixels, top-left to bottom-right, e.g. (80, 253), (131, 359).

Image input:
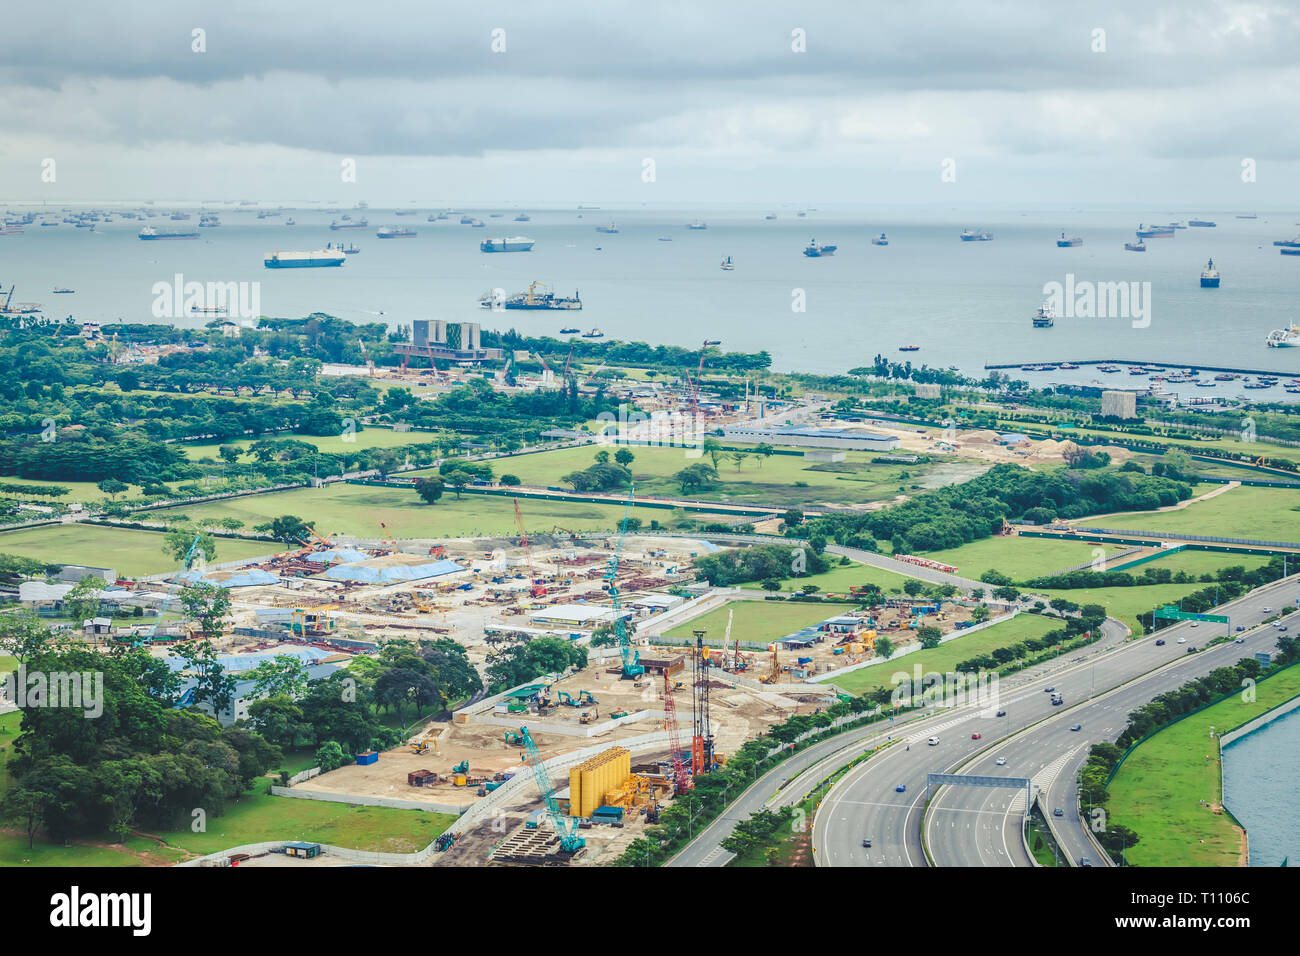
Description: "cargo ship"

(1136, 223), (1174, 238)
(1032, 303), (1056, 327)
(479, 282), (581, 310)
(1056, 232), (1082, 247)
(802, 239), (837, 257)
(1189, 219), (1216, 227)
(264, 247), (347, 268)
(1200, 258), (1220, 288)
(377, 226), (416, 238)
(898, 344), (920, 352)
(1125, 240), (1146, 251)
(1282, 248), (1300, 257)
(514, 213), (531, 222)
(1272, 237), (1300, 248)
(872, 233), (888, 245)
(960, 229), (993, 241)
(560, 327), (580, 334)
(330, 218), (368, 230)
(139, 226), (198, 239)
(595, 223), (619, 234)
(479, 236), (535, 253)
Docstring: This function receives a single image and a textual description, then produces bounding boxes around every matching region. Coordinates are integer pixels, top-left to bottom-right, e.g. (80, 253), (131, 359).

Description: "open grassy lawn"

(738, 560), (916, 595)
(147, 482), (729, 540)
(0, 783), (456, 866)
(181, 426), (447, 461)
(924, 536), (1128, 582)
(663, 600), (839, 645)
(1113, 549), (1272, 578)
(0, 477), (133, 504)
(436, 444), (987, 508)
(1076, 485), (1300, 543)
(828, 613), (1061, 696)
(1106, 664), (1300, 866)
(0, 524), (276, 577)
(1037, 583), (1209, 635)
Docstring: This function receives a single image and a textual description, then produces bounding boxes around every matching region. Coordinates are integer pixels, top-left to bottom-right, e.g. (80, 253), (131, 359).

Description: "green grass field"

(1110, 549), (1272, 578)
(1077, 485), (1300, 543)
(663, 600), (839, 645)
(147, 483), (730, 540)
(181, 427), (447, 461)
(1036, 583), (1210, 635)
(1106, 664), (1300, 866)
(426, 444), (986, 508)
(923, 536), (1128, 582)
(828, 613), (1060, 696)
(738, 560), (916, 595)
(0, 524), (276, 577)
(0, 477), (131, 504)
(0, 782), (456, 866)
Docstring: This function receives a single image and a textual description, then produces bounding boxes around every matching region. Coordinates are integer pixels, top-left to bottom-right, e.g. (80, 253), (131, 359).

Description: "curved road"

(813, 575), (1299, 868)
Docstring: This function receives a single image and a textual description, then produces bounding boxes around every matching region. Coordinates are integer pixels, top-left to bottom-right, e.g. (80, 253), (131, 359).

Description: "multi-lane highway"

(813, 576), (1299, 868)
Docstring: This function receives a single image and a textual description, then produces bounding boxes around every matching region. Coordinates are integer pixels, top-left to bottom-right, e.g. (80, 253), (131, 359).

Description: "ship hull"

(479, 241), (535, 252)
(264, 257), (345, 268)
(1200, 277), (1220, 288)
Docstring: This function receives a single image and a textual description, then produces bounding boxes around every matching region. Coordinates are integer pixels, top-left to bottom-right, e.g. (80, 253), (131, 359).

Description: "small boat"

(285, 218), (296, 226)
(343, 244), (360, 255)
(720, 256), (735, 271)
(581, 329), (605, 338)
(898, 344), (920, 352)
(190, 306), (227, 315)
(1058, 362), (1079, 369)
(872, 233), (888, 246)
(687, 220), (707, 230)
(52, 287), (75, 294)
(1195, 381), (1217, 388)
(1214, 373), (1235, 381)
(514, 213), (531, 222)
(765, 214), (777, 220)
(657, 237), (673, 241)
(1125, 241), (1146, 252)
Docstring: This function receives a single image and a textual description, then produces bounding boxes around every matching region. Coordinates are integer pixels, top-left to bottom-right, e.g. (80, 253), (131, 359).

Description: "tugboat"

(1200, 258), (1220, 288)
(871, 233), (888, 246)
(1124, 240), (1146, 251)
(802, 238), (837, 257)
(1056, 232), (1082, 247)
(581, 328), (605, 338)
(1032, 303), (1056, 327)
(720, 256), (735, 270)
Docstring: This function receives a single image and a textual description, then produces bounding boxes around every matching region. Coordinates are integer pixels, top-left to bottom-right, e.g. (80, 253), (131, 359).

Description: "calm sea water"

(1222, 705), (1300, 867)
(2, 204), (1297, 395)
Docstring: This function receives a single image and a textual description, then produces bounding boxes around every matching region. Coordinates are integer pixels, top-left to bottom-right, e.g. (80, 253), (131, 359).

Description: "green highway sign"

(1153, 606), (1229, 624)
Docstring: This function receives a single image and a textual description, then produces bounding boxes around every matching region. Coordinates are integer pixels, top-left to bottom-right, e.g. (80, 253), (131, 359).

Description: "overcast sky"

(2, 0), (1297, 205)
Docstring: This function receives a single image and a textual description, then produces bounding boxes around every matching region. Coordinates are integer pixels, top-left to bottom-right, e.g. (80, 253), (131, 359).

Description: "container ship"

(1189, 219), (1216, 227)
(1136, 224), (1174, 238)
(479, 282), (581, 310)
(1200, 258), (1220, 288)
(1125, 240), (1146, 252)
(960, 228), (993, 241)
(264, 247), (347, 268)
(1056, 232), (1082, 247)
(1032, 303), (1056, 327)
(802, 239), (837, 257)
(139, 226), (198, 240)
(330, 219), (368, 230)
(479, 236), (535, 253)
(377, 226), (416, 238)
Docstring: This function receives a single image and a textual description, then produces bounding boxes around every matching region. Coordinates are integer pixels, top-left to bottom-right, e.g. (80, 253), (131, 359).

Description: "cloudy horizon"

(3, 1), (1299, 206)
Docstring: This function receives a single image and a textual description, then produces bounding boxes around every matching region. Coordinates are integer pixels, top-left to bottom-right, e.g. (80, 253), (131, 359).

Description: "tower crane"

(518, 726), (585, 853)
(605, 487), (644, 680)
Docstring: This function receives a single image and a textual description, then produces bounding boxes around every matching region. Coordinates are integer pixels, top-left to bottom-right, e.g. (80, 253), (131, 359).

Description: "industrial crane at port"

(605, 488), (644, 679)
(519, 725), (585, 853)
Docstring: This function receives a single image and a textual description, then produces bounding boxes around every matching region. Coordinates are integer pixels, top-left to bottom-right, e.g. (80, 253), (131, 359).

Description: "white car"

(1177, 636), (1187, 644)
(1263, 607), (1273, 612)
(995, 757), (1007, 766)
(1190, 622), (1200, 628)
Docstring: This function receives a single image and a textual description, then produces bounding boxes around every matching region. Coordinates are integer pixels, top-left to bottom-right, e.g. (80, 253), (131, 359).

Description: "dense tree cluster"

(693, 543), (831, 587)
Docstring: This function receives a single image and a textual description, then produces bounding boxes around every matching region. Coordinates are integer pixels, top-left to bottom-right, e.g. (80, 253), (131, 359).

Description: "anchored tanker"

(139, 226), (198, 240)
(264, 247), (347, 268)
(479, 236), (536, 253)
